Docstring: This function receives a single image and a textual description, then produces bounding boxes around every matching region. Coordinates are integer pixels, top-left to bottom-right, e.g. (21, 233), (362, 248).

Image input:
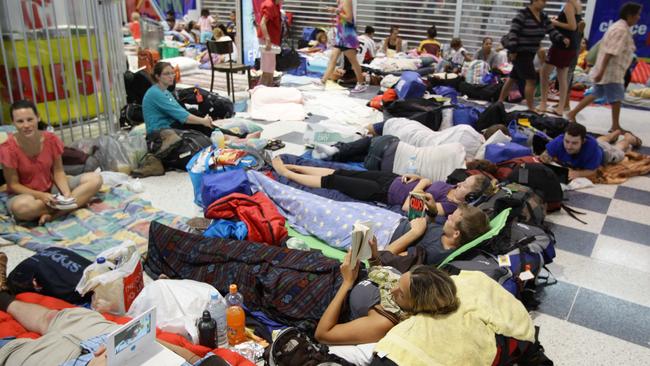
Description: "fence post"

(453, 0), (464, 38)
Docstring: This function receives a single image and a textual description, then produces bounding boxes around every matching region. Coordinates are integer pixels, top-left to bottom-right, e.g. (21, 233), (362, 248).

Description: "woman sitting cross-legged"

(0, 100), (103, 225)
(272, 156), (494, 217)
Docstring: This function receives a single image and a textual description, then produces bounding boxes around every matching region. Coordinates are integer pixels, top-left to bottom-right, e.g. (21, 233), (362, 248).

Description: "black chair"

(206, 40), (251, 102)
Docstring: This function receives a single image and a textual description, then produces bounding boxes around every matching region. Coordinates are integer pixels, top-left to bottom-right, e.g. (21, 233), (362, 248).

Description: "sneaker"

(132, 154), (165, 178)
(350, 83), (368, 93)
(0, 252), (8, 292)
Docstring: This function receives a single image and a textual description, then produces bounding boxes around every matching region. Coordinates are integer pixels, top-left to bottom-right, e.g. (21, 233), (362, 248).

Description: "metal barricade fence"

(0, 0), (127, 143)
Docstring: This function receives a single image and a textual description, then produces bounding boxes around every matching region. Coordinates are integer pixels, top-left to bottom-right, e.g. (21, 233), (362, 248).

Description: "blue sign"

(242, 0), (264, 66)
(588, 0), (650, 60)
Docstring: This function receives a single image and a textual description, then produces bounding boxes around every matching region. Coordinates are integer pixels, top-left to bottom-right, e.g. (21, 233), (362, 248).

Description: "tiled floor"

(2, 83), (650, 365)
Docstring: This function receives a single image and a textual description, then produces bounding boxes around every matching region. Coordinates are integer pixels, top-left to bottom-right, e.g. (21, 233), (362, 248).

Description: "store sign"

(588, 0), (650, 60)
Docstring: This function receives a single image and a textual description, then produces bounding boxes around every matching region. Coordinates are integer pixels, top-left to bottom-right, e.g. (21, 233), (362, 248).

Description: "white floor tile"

(533, 313), (650, 365)
(570, 183), (618, 199)
(260, 121), (308, 139)
(621, 176), (650, 192)
(548, 249), (650, 308)
(592, 235), (650, 274)
(607, 199), (650, 226)
(545, 207), (606, 235)
(138, 171), (201, 218)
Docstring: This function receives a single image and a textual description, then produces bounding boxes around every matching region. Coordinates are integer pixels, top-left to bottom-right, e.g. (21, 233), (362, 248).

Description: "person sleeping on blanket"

(271, 156), (494, 217)
(0, 252), (230, 366)
(0, 100), (103, 226)
(308, 135), (467, 183)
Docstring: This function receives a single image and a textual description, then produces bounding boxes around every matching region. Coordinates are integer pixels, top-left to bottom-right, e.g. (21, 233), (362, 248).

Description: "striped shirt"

(506, 7), (564, 54)
(591, 19), (636, 85)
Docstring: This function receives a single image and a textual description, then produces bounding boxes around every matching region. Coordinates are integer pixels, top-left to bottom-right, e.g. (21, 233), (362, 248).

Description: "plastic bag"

(94, 132), (147, 174)
(76, 241), (144, 315)
(127, 279), (221, 343)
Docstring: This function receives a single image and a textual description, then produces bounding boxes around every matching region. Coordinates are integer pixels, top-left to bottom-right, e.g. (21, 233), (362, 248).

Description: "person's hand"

(340, 251), (360, 286)
(369, 235), (379, 259)
(422, 192), (436, 210)
(37, 192), (54, 206)
(568, 169), (579, 181)
(401, 174), (419, 184)
(563, 38), (570, 48)
(265, 38), (272, 51)
(509, 52), (517, 62)
(203, 115), (213, 127)
(593, 71), (604, 83)
(409, 217), (428, 235)
(551, 19), (559, 27)
(88, 346), (107, 366)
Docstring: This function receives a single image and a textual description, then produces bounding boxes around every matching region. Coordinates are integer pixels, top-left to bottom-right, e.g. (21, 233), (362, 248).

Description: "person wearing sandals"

(0, 100), (103, 226)
(566, 2), (642, 134)
(320, 0), (368, 93)
(538, 0), (583, 117)
(540, 122), (641, 181)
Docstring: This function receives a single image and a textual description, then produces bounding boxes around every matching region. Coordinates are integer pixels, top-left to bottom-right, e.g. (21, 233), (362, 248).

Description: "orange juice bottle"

(225, 284), (246, 345)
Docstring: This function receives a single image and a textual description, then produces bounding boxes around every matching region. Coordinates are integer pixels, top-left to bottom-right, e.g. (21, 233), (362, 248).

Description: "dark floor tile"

(568, 287), (650, 348)
(275, 131), (305, 145)
(601, 216), (650, 246)
(614, 186), (650, 206)
(546, 223), (597, 256)
(563, 191), (611, 214)
(536, 280), (579, 320)
(348, 85), (381, 100)
(636, 145), (650, 156)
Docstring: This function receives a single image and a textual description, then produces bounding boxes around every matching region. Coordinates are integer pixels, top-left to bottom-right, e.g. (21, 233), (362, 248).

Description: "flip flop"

(626, 132), (643, 148)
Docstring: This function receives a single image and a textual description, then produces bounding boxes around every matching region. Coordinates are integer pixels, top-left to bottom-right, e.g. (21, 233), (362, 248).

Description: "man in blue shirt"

(541, 122), (639, 180)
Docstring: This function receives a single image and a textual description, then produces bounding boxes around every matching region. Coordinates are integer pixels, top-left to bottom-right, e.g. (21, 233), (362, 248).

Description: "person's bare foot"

(603, 129), (622, 143)
(624, 132), (643, 148)
(271, 156), (290, 176)
(158, 273), (170, 280)
(38, 213), (53, 226)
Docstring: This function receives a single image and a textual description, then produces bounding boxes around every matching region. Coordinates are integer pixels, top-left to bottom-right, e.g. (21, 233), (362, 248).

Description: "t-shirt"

(386, 180), (457, 215)
(390, 221), (453, 265)
(545, 134), (603, 170)
(142, 85), (190, 134)
(417, 39), (441, 57)
(393, 142), (466, 183)
(198, 15), (214, 32)
(475, 48), (498, 69)
(0, 132), (64, 193)
(256, 0), (282, 46)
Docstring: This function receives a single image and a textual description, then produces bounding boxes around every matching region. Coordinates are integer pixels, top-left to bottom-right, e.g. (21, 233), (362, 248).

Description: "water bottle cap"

(210, 290), (219, 299)
(202, 310), (212, 320)
(96, 257), (106, 264)
(229, 284), (238, 294)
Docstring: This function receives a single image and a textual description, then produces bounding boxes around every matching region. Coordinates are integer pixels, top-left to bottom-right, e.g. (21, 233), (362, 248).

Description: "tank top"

(335, 1), (359, 49)
(556, 2), (582, 50)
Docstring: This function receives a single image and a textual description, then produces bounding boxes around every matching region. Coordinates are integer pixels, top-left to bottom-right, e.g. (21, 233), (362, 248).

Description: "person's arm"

(401, 177), (432, 212)
(551, 5), (577, 31)
(568, 168), (596, 181)
(387, 217), (428, 254)
(259, 14), (271, 51)
(539, 150), (554, 164)
(51, 156), (71, 197)
(395, 37), (402, 53)
(3, 166), (54, 204)
(314, 251), (394, 345)
(338, 0), (354, 23)
(185, 113), (213, 128)
(382, 38), (388, 53)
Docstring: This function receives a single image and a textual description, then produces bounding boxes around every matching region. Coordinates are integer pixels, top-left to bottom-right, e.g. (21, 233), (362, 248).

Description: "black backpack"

(506, 111), (568, 139)
(458, 81), (504, 102)
(176, 87), (234, 121)
(264, 327), (353, 366)
(506, 163), (564, 211)
(7, 247), (92, 304)
(163, 129), (212, 170)
(384, 98), (451, 131)
(475, 101), (508, 131)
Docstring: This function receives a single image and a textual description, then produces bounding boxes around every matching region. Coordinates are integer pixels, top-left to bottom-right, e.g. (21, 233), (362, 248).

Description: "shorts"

(334, 45), (355, 52)
(0, 308), (118, 365)
(321, 170), (398, 203)
(592, 83), (625, 104)
(260, 46), (277, 74)
(597, 140), (625, 165)
(546, 46), (577, 69)
(6, 175), (82, 216)
(510, 52), (536, 81)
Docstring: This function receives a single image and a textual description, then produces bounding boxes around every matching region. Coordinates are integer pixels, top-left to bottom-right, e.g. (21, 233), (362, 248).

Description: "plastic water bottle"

(407, 155), (417, 175)
(197, 310), (217, 348)
(211, 129), (225, 149)
(225, 284), (247, 345)
(206, 291), (228, 347)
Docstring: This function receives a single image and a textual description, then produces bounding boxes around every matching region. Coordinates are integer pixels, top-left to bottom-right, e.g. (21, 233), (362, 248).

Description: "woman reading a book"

(271, 157), (492, 217)
(0, 100), (103, 225)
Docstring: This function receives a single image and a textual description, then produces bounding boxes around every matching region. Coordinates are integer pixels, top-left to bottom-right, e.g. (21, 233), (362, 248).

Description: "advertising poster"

(588, 0), (649, 60)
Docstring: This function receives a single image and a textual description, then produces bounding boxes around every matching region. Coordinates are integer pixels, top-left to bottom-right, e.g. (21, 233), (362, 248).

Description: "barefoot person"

(0, 100), (103, 225)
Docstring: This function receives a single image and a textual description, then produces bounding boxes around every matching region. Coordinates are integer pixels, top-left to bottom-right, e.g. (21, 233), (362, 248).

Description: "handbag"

(275, 41), (301, 71)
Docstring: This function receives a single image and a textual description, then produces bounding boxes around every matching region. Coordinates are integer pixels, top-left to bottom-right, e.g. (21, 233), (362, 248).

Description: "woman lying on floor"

(310, 135), (467, 182)
(0, 100), (103, 225)
(145, 221), (482, 345)
(272, 156), (493, 217)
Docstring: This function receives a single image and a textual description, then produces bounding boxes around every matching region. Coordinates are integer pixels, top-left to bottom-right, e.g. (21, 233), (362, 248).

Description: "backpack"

(485, 142), (533, 164)
(506, 163), (564, 212)
(462, 60), (491, 85)
(176, 87), (235, 121)
(265, 327), (353, 366)
(395, 71), (427, 100)
(475, 101), (508, 131)
(453, 104), (484, 127)
(7, 247), (93, 304)
(162, 129), (212, 171)
(119, 103), (144, 129)
(479, 183), (547, 226)
(384, 99), (451, 131)
(458, 81), (503, 102)
(506, 111), (568, 139)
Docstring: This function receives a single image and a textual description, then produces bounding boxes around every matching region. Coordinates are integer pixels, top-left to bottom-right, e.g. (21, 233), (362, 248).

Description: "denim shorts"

(6, 175), (82, 216)
(592, 83), (625, 104)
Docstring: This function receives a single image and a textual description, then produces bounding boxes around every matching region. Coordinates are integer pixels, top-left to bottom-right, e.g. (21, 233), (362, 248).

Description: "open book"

(350, 221), (374, 264)
(407, 191), (428, 220)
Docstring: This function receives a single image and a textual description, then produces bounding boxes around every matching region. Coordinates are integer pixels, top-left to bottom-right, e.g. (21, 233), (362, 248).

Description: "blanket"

(0, 187), (188, 259)
(247, 170), (402, 250)
(589, 151), (650, 184)
(0, 292), (253, 365)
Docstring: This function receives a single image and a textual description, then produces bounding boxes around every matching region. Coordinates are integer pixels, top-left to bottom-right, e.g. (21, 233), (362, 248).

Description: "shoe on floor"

(187, 217), (212, 231)
(350, 83), (368, 93)
(155, 129), (183, 159)
(0, 252), (8, 292)
(132, 154), (165, 178)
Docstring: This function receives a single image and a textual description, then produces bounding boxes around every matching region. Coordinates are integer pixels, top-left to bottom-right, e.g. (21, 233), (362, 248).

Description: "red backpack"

(205, 192), (288, 246)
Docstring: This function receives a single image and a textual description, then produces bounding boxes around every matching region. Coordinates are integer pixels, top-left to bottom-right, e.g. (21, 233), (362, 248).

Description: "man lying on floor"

(0, 253), (227, 366)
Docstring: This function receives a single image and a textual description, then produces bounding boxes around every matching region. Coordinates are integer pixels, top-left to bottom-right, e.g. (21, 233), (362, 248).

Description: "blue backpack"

(453, 104), (484, 126)
(485, 142), (532, 163)
(395, 71), (426, 100)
